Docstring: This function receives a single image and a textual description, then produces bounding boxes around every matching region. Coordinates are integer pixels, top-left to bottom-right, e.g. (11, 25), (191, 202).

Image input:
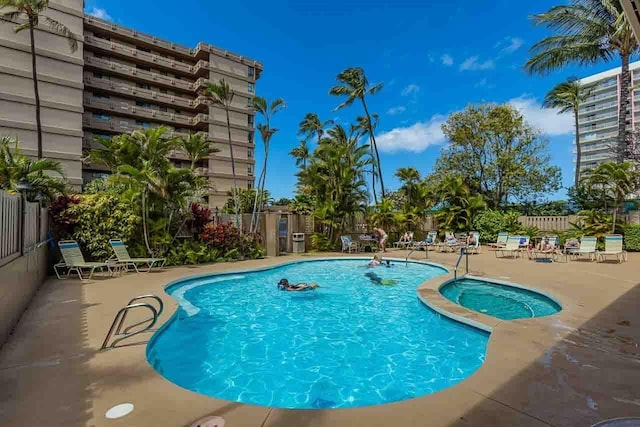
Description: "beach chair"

(438, 232), (459, 253)
(495, 236), (522, 258)
(466, 231), (481, 254)
(529, 235), (559, 261)
(341, 235), (359, 253)
(394, 232), (414, 248)
(597, 235), (627, 263)
(571, 236), (598, 261)
(55, 240), (112, 280)
(410, 231), (437, 251)
(109, 239), (166, 272)
(487, 232), (509, 249)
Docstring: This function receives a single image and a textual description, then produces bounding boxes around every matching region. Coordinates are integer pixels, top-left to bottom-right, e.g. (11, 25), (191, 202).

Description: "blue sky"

(86, 0), (622, 201)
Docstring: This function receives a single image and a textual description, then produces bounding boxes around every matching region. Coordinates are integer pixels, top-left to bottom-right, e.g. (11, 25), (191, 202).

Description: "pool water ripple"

(147, 259), (489, 409)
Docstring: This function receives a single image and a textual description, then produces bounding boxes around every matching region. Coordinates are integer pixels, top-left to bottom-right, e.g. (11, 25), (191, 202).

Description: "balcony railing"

(579, 121), (617, 133)
(584, 91), (617, 103)
(579, 100), (618, 115)
(578, 111), (618, 122)
(83, 75), (208, 111)
(581, 131), (618, 142)
(84, 96), (197, 127)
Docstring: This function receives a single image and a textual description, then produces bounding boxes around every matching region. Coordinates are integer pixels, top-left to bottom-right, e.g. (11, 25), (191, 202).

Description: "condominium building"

(576, 61), (640, 175)
(0, 2), (261, 208)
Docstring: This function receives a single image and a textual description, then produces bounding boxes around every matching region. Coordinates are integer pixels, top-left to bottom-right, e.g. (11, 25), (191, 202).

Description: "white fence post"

(0, 190), (21, 266)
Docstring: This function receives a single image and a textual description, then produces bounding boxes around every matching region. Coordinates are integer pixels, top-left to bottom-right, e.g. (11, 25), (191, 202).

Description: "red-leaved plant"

(190, 203), (212, 234)
(200, 222), (241, 251)
(49, 194), (81, 238)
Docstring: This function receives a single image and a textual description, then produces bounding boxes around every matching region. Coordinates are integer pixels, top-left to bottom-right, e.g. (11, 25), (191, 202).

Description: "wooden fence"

(0, 190), (47, 267)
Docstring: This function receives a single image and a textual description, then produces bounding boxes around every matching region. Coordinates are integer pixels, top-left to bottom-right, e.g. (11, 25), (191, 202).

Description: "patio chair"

(466, 231), (481, 254)
(438, 232), (459, 253)
(410, 231), (437, 251)
(529, 235), (559, 261)
(597, 235), (628, 263)
(487, 232), (508, 249)
(341, 235), (359, 253)
(495, 236), (522, 258)
(55, 240), (112, 280)
(571, 236), (598, 261)
(109, 239), (166, 272)
(394, 232), (414, 248)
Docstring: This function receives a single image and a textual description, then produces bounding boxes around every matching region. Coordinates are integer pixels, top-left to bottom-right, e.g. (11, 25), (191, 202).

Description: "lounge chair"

(487, 232), (508, 249)
(597, 235), (627, 263)
(495, 236), (522, 258)
(437, 232), (459, 253)
(410, 231), (437, 251)
(466, 231), (481, 254)
(394, 232), (414, 248)
(109, 239), (166, 272)
(571, 236), (598, 261)
(340, 235), (359, 253)
(529, 235), (559, 261)
(55, 240), (113, 280)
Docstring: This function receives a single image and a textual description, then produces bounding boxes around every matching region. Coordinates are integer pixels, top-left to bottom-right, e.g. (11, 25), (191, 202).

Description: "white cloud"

(88, 7), (112, 21)
(401, 84), (420, 97)
(459, 56), (495, 71)
(440, 54), (454, 66)
(386, 106), (407, 115)
(474, 78), (488, 88)
(508, 95), (573, 136)
(500, 37), (524, 54)
(375, 115), (447, 153)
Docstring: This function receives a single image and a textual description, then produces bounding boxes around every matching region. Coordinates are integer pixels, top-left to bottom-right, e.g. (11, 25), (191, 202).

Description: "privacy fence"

(0, 190), (48, 268)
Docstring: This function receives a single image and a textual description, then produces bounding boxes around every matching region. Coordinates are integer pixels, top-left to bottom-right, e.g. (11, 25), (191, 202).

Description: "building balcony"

(579, 100), (618, 115)
(83, 96), (199, 128)
(579, 121), (617, 133)
(190, 113), (252, 131)
(580, 131), (618, 142)
(584, 91), (618, 104)
(578, 111), (618, 123)
(83, 75), (208, 112)
(84, 35), (210, 78)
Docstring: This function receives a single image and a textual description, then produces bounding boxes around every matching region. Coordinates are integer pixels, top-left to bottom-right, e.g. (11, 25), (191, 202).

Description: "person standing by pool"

(374, 227), (388, 252)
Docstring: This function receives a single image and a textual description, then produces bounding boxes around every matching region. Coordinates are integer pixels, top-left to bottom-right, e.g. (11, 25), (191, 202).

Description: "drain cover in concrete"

(189, 415), (225, 427)
(105, 403), (134, 419)
(592, 418), (640, 427)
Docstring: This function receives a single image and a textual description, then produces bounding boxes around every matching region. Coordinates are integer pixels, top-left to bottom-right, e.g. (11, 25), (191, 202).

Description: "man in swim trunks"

(374, 227), (388, 252)
(277, 278), (319, 292)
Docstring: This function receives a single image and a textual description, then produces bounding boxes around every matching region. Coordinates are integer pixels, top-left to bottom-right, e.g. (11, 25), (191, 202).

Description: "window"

(248, 132), (254, 143)
(159, 106), (168, 112)
(248, 66), (255, 78)
(93, 93), (110, 99)
(175, 110), (182, 115)
(93, 72), (109, 80)
(248, 181), (253, 189)
(247, 115), (254, 126)
(247, 148), (253, 159)
(247, 97), (253, 107)
(136, 64), (151, 72)
(136, 120), (152, 128)
(136, 101), (153, 109)
(139, 47), (151, 53)
(94, 53), (103, 59)
(94, 33), (110, 40)
(160, 88), (168, 94)
(94, 114), (111, 120)
(248, 82), (255, 93)
(136, 83), (152, 90)
(248, 165), (254, 176)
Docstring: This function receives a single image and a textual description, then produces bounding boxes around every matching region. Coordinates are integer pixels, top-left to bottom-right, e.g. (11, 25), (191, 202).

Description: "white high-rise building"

(577, 61), (640, 175)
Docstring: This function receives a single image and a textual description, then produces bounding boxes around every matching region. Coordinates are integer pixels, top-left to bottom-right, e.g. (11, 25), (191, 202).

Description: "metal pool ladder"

(454, 247), (469, 280)
(101, 294), (164, 350)
(405, 242), (429, 266)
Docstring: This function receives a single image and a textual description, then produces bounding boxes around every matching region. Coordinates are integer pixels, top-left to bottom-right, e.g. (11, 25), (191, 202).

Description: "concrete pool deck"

(0, 249), (639, 427)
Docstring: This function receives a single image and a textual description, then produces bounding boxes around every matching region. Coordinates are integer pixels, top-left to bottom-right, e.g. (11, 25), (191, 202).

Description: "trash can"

(292, 233), (305, 253)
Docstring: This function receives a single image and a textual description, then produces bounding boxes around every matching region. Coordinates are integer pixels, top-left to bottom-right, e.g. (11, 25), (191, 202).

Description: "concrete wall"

(0, 245), (48, 349)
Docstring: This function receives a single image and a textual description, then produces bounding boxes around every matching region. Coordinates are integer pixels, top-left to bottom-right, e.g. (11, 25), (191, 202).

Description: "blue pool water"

(147, 259), (489, 409)
(440, 278), (561, 320)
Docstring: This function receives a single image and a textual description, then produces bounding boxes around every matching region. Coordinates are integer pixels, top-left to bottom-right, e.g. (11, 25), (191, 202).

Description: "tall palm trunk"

(618, 53), (631, 162)
(28, 20), (43, 159)
(360, 98), (385, 198)
(141, 191), (153, 255)
(574, 109), (581, 187)
(225, 109), (240, 229)
(255, 150), (269, 232)
(249, 153), (266, 234)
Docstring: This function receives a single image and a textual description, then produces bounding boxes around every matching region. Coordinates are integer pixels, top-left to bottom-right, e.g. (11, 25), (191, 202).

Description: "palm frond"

(42, 15), (78, 51)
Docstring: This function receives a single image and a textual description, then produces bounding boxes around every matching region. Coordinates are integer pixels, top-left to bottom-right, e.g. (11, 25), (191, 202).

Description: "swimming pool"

(147, 259), (489, 409)
(439, 278), (561, 320)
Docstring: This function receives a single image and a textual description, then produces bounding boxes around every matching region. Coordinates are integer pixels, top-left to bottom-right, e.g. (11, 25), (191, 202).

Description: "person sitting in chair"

(277, 278), (319, 292)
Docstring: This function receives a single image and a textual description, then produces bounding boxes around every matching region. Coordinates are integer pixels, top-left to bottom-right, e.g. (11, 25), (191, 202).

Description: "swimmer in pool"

(368, 255), (382, 266)
(364, 271), (398, 286)
(277, 278), (319, 292)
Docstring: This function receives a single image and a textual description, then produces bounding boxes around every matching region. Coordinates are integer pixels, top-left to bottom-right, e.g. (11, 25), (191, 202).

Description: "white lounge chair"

(495, 236), (521, 258)
(109, 239), (166, 272)
(487, 232), (508, 249)
(55, 240), (113, 280)
(410, 231), (437, 251)
(572, 236), (598, 261)
(466, 231), (481, 254)
(529, 235), (559, 260)
(597, 235), (627, 263)
(394, 232), (414, 248)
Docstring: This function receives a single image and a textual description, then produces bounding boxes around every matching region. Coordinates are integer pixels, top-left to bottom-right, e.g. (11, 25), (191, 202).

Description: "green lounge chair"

(572, 236), (597, 261)
(109, 239), (166, 272)
(487, 232), (508, 249)
(56, 240), (112, 280)
(495, 236), (521, 258)
(597, 235), (627, 263)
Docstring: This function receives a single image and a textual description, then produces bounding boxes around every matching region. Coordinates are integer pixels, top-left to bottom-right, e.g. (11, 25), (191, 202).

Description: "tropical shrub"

(65, 193), (140, 260)
(472, 210), (507, 243)
(200, 223), (241, 252)
(49, 194), (80, 238)
(166, 240), (221, 266)
(311, 233), (336, 252)
(624, 224), (640, 252)
(189, 203), (211, 234)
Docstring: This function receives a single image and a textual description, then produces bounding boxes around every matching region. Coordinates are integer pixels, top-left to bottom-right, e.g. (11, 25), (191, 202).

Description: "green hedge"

(624, 224), (640, 252)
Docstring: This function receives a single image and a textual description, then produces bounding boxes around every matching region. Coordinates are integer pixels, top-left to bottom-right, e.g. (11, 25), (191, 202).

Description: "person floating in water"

(368, 255), (382, 266)
(277, 278), (319, 292)
(364, 271), (398, 286)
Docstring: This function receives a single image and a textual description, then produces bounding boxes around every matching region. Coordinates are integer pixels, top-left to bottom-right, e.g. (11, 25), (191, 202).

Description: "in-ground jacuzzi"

(439, 277), (561, 320)
(147, 258), (489, 409)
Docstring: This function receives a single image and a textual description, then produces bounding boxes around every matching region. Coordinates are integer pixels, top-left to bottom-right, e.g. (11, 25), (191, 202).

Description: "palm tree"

(543, 77), (591, 186)
(1, 0), (78, 159)
(353, 114), (381, 203)
(298, 113), (334, 142)
(0, 136), (65, 202)
(395, 167), (421, 207)
(434, 175), (487, 232)
(581, 161), (640, 232)
(179, 133), (219, 170)
(329, 67), (385, 197)
(250, 96), (286, 234)
(200, 79), (239, 226)
(525, 0), (639, 159)
(289, 140), (310, 168)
